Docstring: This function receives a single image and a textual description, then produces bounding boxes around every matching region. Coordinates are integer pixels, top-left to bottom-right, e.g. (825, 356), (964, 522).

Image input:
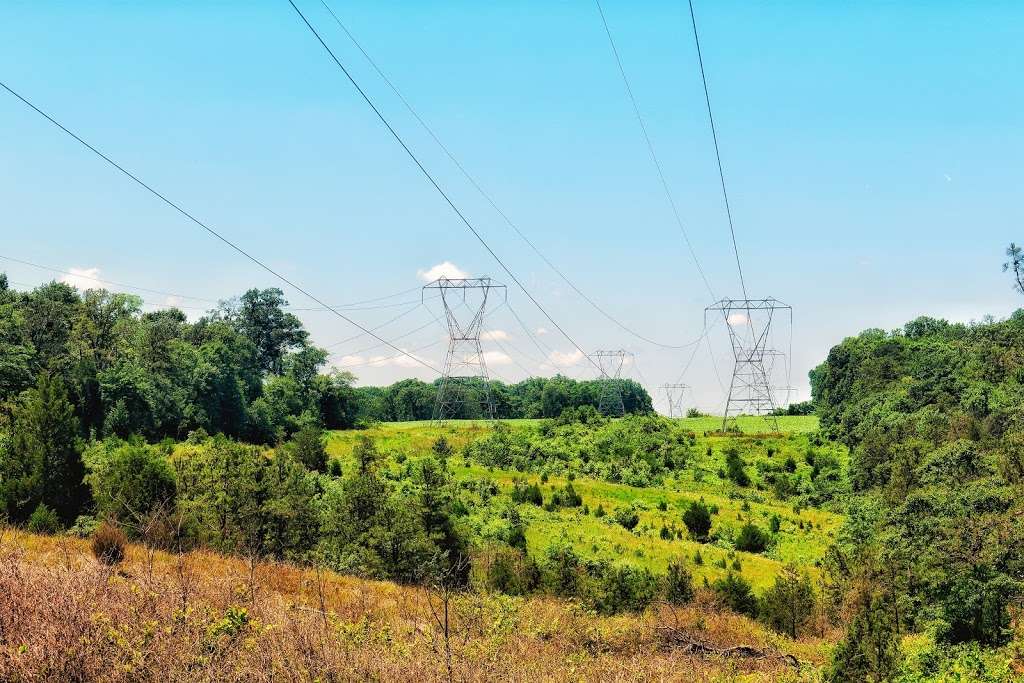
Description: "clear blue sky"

(2, 1), (1022, 413)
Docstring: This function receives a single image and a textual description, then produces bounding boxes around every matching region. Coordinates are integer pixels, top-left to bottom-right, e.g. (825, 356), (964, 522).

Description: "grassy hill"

(326, 416), (842, 591)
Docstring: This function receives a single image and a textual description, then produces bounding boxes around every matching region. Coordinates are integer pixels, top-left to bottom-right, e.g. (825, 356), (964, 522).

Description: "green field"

(327, 415), (841, 591)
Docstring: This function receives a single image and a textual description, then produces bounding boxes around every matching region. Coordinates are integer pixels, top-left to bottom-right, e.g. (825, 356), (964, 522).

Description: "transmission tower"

(590, 349), (631, 417)
(424, 277), (507, 422)
(705, 298), (792, 431)
(660, 383), (689, 418)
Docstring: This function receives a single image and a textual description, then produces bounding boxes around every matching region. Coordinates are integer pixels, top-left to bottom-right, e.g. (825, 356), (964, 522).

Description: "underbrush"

(0, 529), (828, 682)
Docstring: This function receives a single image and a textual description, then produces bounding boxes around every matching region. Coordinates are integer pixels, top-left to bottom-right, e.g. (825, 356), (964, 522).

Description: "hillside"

(326, 416), (842, 591)
(1, 529), (824, 682)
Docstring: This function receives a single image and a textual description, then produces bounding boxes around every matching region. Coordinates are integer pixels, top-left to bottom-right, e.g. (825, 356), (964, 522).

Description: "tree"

(287, 424), (328, 472)
(1, 373), (85, 523)
(682, 500), (713, 540)
(713, 572), (758, 617)
(826, 589), (901, 683)
(735, 522), (770, 554)
(1004, 242), (1024, 295)
(665, 556), (695, 605)
(760, 564), (816, 638)
(85, 441), (176, 526)
(725, 448), (751, 487)
(219, 288), (308, 374)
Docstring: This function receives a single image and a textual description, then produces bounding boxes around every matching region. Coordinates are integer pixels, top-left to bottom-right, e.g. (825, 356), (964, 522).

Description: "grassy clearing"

(326, 416), (842, 592)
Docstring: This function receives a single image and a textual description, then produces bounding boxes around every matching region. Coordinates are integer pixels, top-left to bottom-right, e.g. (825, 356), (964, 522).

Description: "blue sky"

(2, 1), (1022, 413)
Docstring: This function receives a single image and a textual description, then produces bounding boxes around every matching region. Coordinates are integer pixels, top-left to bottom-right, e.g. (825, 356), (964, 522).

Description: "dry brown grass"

(0, 528), (829, 682)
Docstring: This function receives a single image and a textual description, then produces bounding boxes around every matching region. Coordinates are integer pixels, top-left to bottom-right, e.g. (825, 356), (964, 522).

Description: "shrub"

(551, 483), (582, 508)
(735, 522), (770, 553)
(591, 564), (661, 614)
(594, 503), (606, 518)
(85, 442), (177, 525)
(92, 521), (127, 566)
(481, 545), (539, 596)
(769, 514), (782, 534)
(511, 481), (543, 506)
(431, 436), (452, 457)
(693, 550), (704, 565)
(68, 514), (100, 538)
(725, 449), (751, 487)
(27, 503), (60, 534)
(760, 564), (816, 638)
(665, 556), (694, 605)
(713, 572), (757, 617)
(613, 506), (640, 531)
(288, 425), (328, 472)
(682, 500), (713, 540)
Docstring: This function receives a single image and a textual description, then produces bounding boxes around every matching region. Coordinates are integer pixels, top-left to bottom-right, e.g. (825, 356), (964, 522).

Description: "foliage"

(760, 564), (816, 638)
(735, 522), (770, 554)
(664, 556), (694, 605)
(683, 500), (713, 541)
(286, 424), (328, 472)
(91, 521), (127, 566)
(83, 440), (176, 527)
(0, 373), (86, 523)
(713, 572), (758, 618)
(26, 503), (60, 534)
(613, 505), (640, 531)
(814, 311), (1024, 650)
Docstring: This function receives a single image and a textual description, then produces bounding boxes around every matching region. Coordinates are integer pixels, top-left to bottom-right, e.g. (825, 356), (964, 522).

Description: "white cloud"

(417, 261), (468, 282)
(536, 327), (549, 336)
(481, 329), (510, 341)
(548, 349), (585, 366)
(727, 312), (749, 327)
(59, 266), (102, 290)
(338, 354), (365, 366)
(164, 295), (184, 308)
(481, 350), (512, 366)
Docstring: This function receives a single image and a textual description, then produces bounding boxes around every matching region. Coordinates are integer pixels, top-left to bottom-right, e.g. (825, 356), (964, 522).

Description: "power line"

(687, 0), (748, 299)
(0, 254), (219, 304)
(285, 0), (601, 375)
(317, 0), (700, 352)
(0, 79), (439, 374)
(593, 0), (715, 301)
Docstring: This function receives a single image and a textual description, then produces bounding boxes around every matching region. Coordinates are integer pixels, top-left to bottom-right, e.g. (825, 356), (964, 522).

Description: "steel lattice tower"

(660, 383), (689, 418)
(705, 298), (792, 431)
(590, 349), (631, 417)
(424, 277), (507, 422)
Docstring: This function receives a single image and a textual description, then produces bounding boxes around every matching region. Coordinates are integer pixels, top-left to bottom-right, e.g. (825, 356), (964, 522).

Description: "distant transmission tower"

(660, 383), (689, 418)
(424, 277), (507, 422)
(706, 298), (792, 431)
(590, 349), (631, 417)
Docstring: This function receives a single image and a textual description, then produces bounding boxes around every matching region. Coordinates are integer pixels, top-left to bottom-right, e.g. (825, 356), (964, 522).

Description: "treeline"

(0, 276), (652, 444)
(811, 312), (1024, 680)
(353, 376), (652, 422)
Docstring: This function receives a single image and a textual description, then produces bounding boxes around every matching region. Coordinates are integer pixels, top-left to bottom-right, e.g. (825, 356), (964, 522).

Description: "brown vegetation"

(0, 529), (827, 682)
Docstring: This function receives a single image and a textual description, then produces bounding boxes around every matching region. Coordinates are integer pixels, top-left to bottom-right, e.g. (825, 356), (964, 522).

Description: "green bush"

(682, 500), (713, 540)
(665, 556), (694, 605)
(735, 522), (770, 553)
(482, 545), (539, 596)
(511, 481), (543, 506)
(287, 424), (328, 472)
(590, 564), (661, 615)
(760, 565), (816, 638)
(613, 505), (640, 531)
(725, 448), (751, 487)
(713, 572), (757, 617)
(27, 503), (61, 534)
